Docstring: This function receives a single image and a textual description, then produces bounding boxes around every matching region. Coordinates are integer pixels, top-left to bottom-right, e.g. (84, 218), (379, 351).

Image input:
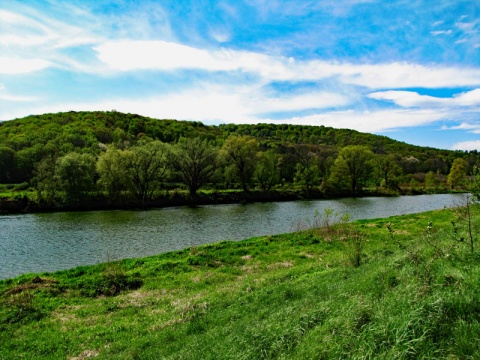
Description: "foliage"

(2, 110), (480, 208)
(373, 153), (402, 189)
(293, 145), (321, 193)
(126, 140), (170, 207)
(96, 146), (131, 200)
(169, 137), (219, 197)
(55, 152), (96, 201)
(447, 158), (468, 189)
(254, 150), (280, 192)
(424, 170), (439, 189)
(0, 146), (15, 183)
(329, 145), (373, 194)
(221, 135), (258, 192)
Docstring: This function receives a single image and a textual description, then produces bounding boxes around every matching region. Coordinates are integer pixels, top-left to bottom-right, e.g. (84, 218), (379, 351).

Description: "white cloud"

(0, 7), (101, 74)
(0, 57), (51, 74)
(22, 85), (348, 123)
(442, 122), (480, 134)
(8, 88), (447, 134)
(333, 63), (480, 88)
(0, 94), (38, 102)
(0, 8), (97, 49)
(258, 108), (448, 133)
(94, 40), (480, 88)
(431, 30), (452, 36)
(456, 21), (477, 33)
(452, 140), (480, 151)
(252, 92), (350, 113)
(94, 40), (293, 80)
(3, 2), (480, 89)
(368, 89), (480, 108)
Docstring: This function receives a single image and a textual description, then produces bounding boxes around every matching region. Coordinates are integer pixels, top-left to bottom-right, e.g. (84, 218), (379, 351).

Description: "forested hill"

(0, 110), (478, 189)
(0, 110), (464, 155)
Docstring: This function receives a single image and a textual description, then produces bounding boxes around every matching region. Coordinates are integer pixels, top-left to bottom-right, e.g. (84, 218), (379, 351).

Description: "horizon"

(1, 1), (479, 151)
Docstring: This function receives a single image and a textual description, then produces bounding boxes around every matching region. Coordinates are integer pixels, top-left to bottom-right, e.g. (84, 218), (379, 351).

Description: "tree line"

(0, 111), (477, 208)
(26, 134), (470, 208)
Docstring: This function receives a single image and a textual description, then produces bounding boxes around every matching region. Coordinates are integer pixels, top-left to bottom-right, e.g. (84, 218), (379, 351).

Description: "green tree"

(55, 152), (97, 201)
(14, 144), (48, 183)
(221, 135), (258, 192)
(329, 145), (373, 195)
(293, 145), (320, 193)
(32, 155), (60, 205)
(96, 146), (130, 200)
(447, 158), (468, 189)
(254, 150), (279, 192)
(169, 138), (219, 197)
(0, 146), (15, 183)
(127, 140), (170, 207)
(373, 154), (402, 189)
(424, 171), (439, 190)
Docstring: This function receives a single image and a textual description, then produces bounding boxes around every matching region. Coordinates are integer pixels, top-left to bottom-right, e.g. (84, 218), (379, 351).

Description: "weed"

(345, 229), (366, 267)
(452, 193), (478, 253)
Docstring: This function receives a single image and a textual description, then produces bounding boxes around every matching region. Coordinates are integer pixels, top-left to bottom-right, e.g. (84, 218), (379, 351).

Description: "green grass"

(1, 206), (480, 359)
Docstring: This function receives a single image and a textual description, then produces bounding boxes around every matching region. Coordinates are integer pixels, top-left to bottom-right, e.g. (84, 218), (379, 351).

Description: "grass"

(1, 206), (480, 359)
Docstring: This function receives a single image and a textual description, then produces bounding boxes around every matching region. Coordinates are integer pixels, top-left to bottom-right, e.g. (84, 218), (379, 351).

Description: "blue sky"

(1, 0), (480, 150)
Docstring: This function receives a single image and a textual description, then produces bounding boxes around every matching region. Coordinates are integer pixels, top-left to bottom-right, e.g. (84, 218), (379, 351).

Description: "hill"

(0, 110), (469, 157)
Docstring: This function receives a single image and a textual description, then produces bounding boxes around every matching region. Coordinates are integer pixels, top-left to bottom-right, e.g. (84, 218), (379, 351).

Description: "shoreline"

(0, 187), (450, 216)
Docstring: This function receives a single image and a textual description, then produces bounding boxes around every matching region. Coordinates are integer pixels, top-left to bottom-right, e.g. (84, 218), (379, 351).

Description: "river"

(0, 194), (466, 279)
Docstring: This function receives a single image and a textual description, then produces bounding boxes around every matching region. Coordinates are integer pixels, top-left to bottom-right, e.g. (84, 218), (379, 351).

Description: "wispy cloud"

(0, 57), (51, 74)
(442, 122), (480, 134)
(431, 30), (453, 36)
(0, 8), (98, 49)
(94, 40), (480, 89)
(0, 94), (38, 102)
(270, 108), (449, 133)
(369, 89), (480, 108)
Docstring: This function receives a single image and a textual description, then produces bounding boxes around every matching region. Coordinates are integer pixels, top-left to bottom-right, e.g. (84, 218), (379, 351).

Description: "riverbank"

(0, 185), (449, 215)
(1, 206), (479, 359)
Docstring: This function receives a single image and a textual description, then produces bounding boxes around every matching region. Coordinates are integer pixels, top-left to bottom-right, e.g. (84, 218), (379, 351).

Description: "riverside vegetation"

(1, 201), (480, 359)
(0, 111), (479, 212)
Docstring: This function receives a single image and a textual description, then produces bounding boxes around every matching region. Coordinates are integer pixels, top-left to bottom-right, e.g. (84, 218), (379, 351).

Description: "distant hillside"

(0, 110), (470, 156)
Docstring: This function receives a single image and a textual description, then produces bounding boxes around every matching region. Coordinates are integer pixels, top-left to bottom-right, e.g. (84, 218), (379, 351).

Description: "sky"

(1, 0), (480, 150)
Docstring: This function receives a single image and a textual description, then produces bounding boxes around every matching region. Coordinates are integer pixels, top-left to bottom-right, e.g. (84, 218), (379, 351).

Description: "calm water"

(0, 194), (466, 279)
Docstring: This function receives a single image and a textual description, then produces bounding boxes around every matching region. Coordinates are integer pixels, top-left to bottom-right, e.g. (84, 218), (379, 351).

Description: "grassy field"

(1, 204), (480, 359)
